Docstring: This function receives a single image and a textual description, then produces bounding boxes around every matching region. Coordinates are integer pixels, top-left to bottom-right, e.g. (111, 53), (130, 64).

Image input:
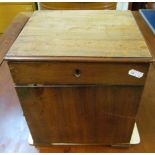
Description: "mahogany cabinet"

(39, 2), (116, 10)
(5, 10), (152, 146)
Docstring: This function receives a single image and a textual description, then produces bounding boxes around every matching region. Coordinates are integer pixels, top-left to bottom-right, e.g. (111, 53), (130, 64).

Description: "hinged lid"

(5, 10), (152, 62)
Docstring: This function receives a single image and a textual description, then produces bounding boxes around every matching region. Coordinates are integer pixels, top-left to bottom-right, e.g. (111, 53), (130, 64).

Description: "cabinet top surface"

(6, 10), (152, 60)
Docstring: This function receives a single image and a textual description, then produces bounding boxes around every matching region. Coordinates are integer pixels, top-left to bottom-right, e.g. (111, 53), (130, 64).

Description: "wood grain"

(40, 2), (116, 10)
(132, 12), (155, 61)
(16, 85), (143, 145)
(9, 61), (149, 85)
(0, 12), (32, 65)
(6, 10), (151, 58)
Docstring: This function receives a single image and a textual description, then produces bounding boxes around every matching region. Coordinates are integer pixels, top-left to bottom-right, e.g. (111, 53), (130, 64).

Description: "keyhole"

(74, 69), (81, 78)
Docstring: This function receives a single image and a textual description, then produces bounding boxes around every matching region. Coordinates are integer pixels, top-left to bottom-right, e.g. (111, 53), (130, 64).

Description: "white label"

(128, 69), (144, 78)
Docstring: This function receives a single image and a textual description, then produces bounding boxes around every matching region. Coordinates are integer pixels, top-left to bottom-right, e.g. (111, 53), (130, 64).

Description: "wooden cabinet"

(40, 2), (116, 10)
(0, 2), (36, 34)
(5, 10), (152, 145)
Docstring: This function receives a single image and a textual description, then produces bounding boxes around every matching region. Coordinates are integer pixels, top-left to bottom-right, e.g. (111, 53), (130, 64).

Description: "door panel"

(16, 85), (143, 145)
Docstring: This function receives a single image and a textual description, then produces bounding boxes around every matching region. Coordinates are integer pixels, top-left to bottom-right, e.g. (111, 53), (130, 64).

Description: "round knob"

(74, 69), (81, 78)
